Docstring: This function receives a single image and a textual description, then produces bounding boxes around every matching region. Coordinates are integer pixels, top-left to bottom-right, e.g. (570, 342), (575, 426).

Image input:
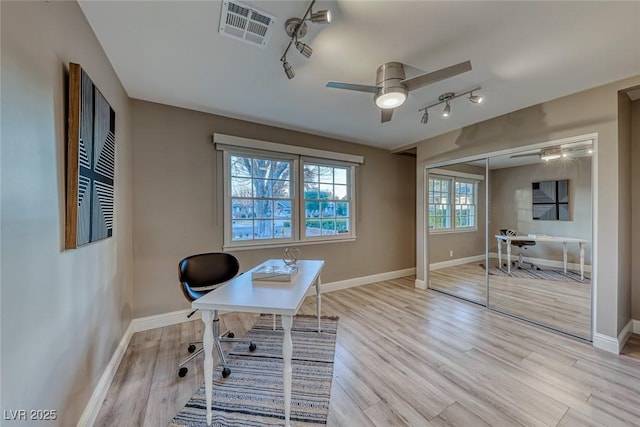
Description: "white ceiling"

(79, 1), (640, 151)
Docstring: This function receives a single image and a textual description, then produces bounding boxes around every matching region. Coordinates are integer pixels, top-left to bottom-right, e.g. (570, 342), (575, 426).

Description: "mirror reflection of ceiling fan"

(511, 146), (593, 161)
(325, 60), (472, 123)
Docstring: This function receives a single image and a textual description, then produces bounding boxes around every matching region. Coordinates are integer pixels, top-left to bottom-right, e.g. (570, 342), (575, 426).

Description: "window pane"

(319, 184), (333, 198)
(231, 177), (252, 197)
(232, 220), (253, 241)
(319, 166), (333, 183)
(334, 168), (347, 184)
(275, 200), (291, 218)
(320, 201), (335, 217)
(336, 202), (349, 217)
(304, 165), (319, 183)
(269, 179), (290, 198)
(232, 199), (253, 219)
(254, 220), (274, 239)
(305, 201), (320, 218)
(321, 219), (336, 235)
(252, 159), (271, 177)
(253, 200), (273, 219)
(305, 219), (321, 237)
(230, 156), (251, 177)
(334, 184), (348, 200)
(274, 219), (291, 238)
(336, 219), (349, 234)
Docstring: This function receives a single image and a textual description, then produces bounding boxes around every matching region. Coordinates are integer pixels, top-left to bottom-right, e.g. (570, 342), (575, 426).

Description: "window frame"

(221, 148), (357, 250)
(428, 174), (479, 233)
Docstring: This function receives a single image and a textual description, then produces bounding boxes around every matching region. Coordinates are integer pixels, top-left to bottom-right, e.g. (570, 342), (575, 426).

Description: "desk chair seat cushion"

(512, 240), (536, 248)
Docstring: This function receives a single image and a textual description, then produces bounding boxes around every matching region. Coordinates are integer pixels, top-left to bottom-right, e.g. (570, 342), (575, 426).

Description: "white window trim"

(217, 137), (359, 250)
(428, 173), (479, 234)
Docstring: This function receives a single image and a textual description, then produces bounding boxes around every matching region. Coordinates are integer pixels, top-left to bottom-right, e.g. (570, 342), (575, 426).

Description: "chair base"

(177, 314), (255, 378)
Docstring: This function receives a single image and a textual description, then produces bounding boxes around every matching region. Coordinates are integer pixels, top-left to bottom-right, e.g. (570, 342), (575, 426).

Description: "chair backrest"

(178, 252), (240, 302)
(500, 228), (518, 237)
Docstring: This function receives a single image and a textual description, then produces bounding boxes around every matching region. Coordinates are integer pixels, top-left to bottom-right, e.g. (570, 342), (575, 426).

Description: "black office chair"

(499, 229), (538, 270)
(177, 252), (256, 378)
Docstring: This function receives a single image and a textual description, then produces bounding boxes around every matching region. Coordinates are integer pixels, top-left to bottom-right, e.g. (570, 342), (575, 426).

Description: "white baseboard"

(306, 267), (416, 295)
(488, 252), (592, 273)
(593, 333), (619, 354)
(77, 321), (134, 427)
(415, 279), (427, 289)
(633, 319), (640, 334)
(430, 255), (485, 271)
(592, 319), (634, 355)
(131, 308), (201, 333)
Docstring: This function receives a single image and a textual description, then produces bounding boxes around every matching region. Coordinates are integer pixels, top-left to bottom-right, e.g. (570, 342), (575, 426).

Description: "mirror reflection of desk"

(495, 234), (587, 280)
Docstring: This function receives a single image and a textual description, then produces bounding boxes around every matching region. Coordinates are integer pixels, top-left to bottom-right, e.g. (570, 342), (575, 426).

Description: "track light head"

(310, 9), (331, 24)
(295, 41), (313, 58)
(283, 60), (295, 79)
(469, 92), (483, 104)
(442, 102), (451, 117)
(421, 110), (429, 124)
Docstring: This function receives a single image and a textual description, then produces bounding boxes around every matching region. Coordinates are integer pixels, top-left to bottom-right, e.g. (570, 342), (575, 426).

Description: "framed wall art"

(65, 63), (115, 249)
(532, 179), (569, 221)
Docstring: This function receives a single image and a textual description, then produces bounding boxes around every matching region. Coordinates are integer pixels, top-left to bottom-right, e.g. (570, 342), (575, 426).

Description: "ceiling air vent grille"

(219, 0), (276, 48)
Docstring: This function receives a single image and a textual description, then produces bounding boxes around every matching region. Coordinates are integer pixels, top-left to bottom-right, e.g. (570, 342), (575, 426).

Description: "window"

(303, 162), (351, 238)
(218, 135), (361, 249)
(229, 154), (293, 242)
(429, 175), (477, 231)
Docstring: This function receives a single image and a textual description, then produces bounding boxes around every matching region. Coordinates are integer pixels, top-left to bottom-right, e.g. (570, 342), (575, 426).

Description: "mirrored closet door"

(486, 141), (593, 340)
(427, 158), (488, 306)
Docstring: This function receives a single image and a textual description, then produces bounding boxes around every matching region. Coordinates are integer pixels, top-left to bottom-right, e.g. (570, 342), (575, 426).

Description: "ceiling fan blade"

(381, 109), (393, 123)
(402, 60), (472, 92)
(326, 81), (378, 94)
(510, 153), (540, 158)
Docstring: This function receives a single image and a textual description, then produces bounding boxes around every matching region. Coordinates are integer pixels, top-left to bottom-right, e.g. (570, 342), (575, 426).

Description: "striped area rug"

(170, 314), (338, 427)
(483, 264), (590, 283)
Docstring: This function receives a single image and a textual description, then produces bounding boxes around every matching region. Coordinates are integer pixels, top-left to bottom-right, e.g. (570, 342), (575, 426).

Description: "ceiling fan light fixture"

(310, 9), (331, 24)
(295, 41), (313, 58)
(540, 148), (562, 161)
(283, 60), (295, 79)
(375, 86), (407, 109)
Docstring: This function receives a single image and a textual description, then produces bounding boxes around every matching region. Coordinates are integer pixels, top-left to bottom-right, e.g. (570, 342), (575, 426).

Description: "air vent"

(219, 0), (276, 48)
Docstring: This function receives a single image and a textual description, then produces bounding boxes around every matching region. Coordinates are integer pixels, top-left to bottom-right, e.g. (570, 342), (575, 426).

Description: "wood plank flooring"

(430, 263), (591, 339)
(95, 277), (640, 427)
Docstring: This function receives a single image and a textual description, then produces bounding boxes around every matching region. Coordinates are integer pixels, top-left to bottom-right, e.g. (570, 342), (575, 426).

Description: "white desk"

(495, 235), (587, 280)
(192, 259), (325, 427)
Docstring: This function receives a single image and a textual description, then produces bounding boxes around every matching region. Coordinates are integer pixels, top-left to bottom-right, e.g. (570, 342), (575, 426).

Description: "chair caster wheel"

(187, 344), (196, 353)
(228, 332), (235, 338)
(222, 367), (231, 378)
(249, 342), (256, 352)
(178, 367), (188, 377)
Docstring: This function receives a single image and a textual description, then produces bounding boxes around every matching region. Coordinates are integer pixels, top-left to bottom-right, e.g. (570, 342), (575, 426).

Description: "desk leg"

(497, 239), (502, 268)
(201, 310), (214, 427)
(579, 243), (585, 281)
(316, 276), (322, 333)
(273, 313), (276, 331)
(506, 243), (512, 275)
(282, 315), (293, 427)
(562, 242), (568, 275)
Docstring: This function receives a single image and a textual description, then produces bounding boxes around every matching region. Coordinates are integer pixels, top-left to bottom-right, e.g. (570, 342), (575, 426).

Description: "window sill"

(429, 228), (478, 235)
(223, 237), (357, 252)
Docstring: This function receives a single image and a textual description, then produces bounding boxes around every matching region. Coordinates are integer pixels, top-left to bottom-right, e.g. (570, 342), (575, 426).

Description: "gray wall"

(632, 99), (640, 320)
(1, 2), (133, 425)
(415, 75), (640, 339)
(131, 100), (416, 318)
(618, 93), (632, 331)
(489, 158), (592, 263)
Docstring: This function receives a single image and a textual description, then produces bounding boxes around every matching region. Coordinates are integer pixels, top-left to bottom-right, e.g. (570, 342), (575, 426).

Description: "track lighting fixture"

(282, 60), (295, 79)
(418, 86), (483, 125)
(295, 41), (313, 58)
(280, 0), (331, 79)
(468, 91), (483, 104)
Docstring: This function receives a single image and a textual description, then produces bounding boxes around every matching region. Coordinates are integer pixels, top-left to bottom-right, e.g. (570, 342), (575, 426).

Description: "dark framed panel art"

(532, 179), (569, 221)
(66, 63), (115, 249)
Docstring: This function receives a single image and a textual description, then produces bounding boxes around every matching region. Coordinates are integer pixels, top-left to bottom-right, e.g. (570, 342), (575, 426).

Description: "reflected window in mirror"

(429, 175), (478, 232)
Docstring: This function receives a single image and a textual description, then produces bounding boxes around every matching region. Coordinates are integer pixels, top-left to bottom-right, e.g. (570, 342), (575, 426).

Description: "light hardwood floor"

(95, 277), (640, 427)
(430, 263), (591, 339)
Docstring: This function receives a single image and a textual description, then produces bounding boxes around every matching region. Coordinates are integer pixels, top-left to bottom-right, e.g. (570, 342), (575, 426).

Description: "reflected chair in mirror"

(499, 229), (539, 270)
(177, 252), (256, 378)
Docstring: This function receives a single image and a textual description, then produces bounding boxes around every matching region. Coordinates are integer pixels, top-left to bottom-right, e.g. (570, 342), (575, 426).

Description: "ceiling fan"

(511, 146), (593, 161)
(325, 60), (472, 123)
